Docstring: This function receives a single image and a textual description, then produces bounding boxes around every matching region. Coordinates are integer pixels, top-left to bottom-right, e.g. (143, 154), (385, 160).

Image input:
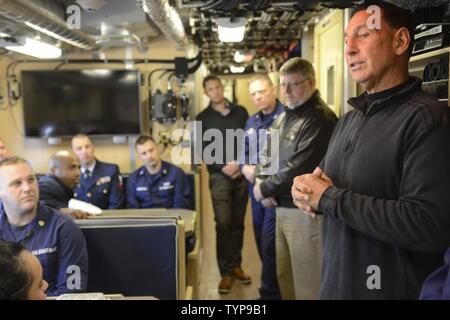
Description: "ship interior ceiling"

(0, 0), (447, 133)
(186, 0), (450, 74)
(0, 1), (448, 74)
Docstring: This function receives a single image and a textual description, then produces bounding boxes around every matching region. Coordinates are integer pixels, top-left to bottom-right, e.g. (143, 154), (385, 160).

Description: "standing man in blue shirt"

(241, 74), (284, 300)
(71, 134), (125, 209)
(0, 156), (88, 296)
(127, 135), (190, 209)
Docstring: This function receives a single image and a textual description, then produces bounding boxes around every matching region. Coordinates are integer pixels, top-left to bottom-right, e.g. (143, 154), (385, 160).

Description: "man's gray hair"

(279, 57), (316, 80)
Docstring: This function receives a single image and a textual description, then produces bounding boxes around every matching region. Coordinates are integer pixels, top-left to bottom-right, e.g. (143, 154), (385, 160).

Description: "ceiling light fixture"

(234, 50), (254, 63)
(5, 38), (61, 59)
(234, 51), (245, 63)
(230, 65), (245, 73)
(216, 17), (246, 43)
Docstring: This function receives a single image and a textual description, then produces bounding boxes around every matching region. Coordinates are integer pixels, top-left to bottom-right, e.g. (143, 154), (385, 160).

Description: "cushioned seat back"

(78, 218), (179, 300)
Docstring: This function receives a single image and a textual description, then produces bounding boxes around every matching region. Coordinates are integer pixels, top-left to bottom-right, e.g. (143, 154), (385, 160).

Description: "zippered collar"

(208, 99), (235, 114)
(348, 77), (422, 117)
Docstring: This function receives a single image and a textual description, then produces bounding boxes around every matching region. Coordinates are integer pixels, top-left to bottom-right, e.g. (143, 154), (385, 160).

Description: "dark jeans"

(249, 184), (281, 300)
(209, 172), (248, 277)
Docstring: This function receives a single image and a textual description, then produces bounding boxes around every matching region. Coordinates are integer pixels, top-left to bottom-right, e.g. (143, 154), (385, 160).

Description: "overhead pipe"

(6, 51), (203, 73)
(141, 0), (186, 47)
(0, 0), (96, 50)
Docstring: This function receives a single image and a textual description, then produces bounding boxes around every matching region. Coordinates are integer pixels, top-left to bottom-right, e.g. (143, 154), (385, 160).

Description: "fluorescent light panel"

(6, 38), (61, 59)
(24, 22), (89, 49)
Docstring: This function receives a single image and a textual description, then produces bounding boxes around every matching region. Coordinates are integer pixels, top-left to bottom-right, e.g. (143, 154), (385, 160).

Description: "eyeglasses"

(279, 77), (309, 89)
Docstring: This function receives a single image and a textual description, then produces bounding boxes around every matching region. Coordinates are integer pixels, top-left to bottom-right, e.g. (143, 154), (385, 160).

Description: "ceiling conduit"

(0, 0), (96, 50)
(141, 0), (186, 47)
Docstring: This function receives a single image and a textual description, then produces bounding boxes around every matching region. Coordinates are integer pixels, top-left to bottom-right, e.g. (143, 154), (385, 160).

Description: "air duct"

(0, 0), (96, 50)
(141, 0), (186, 47)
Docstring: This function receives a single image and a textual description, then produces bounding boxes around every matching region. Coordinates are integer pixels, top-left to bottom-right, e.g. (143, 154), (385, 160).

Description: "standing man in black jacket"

(292, 1), (450, 299)
(196, 75), (250, 294)
(254, 58), (337, 299)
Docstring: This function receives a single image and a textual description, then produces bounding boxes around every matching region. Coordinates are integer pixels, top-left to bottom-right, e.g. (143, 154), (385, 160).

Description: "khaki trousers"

(275, 207), (323, 300)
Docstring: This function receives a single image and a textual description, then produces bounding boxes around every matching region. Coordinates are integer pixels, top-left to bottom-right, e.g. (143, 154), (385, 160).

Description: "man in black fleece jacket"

(254, 58), (337, 299)
(39, 151), (88, 219)
(292, 1), (450, 299)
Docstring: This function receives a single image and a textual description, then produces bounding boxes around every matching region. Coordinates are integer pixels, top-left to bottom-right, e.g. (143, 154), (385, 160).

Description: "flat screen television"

(21, 69), (142, 137)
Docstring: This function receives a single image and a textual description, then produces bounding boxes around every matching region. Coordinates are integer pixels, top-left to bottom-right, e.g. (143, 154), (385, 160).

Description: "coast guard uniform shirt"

(0, 204), (88, 296)
(126, 161), (191, 209)
(74, 160), (125, 209)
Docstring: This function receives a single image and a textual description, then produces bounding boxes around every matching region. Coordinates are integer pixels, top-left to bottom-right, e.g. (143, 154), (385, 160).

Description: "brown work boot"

(218, 276), (233, 294)
(232, 267), (252, 284)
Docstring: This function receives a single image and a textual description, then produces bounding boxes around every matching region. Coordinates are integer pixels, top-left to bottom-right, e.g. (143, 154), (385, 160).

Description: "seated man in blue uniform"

(38, 151), (88, 219)
(127, 135), (191, 209)
(0, 156), (88, 296)
(71, 134), (125, 209)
